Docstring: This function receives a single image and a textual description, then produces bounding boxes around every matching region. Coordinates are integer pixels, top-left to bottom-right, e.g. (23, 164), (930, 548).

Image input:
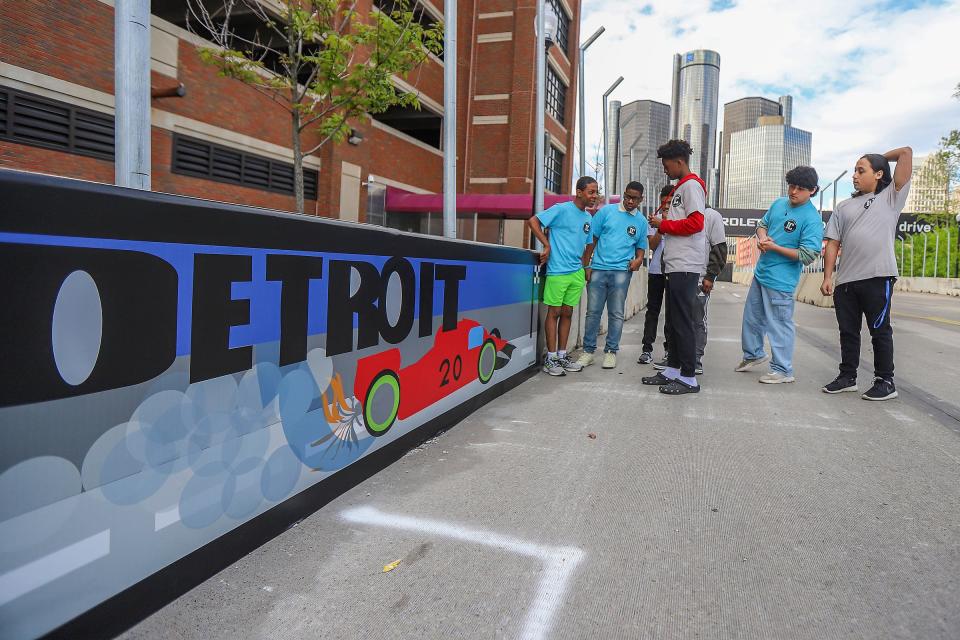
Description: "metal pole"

(935, 232), (940, 278)
(115, 0), (151, 189)
(578, 27), (604, 179)
(922, 233), (928, 276)
(601, 76), (623, 204)
(534, 0), (547, 228)
(947, 229), (951, 278)
(910, 241), (914, 277)
(900, 237), (905, 275)
(831, 170), (847, 212)
(442, 0), (457, 238)
(818, 180), (834, 215)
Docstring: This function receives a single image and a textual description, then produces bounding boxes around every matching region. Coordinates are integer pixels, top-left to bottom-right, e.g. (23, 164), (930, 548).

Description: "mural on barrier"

(0, 171), (538, 639)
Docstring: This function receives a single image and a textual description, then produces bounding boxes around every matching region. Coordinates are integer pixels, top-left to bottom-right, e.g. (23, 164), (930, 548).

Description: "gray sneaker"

(735, 356), (769, 372)
(559, 354), (584, 372)
(542, 357), (566, 376)
(637, 351), (653, 364)
(652, 357), (669, 370)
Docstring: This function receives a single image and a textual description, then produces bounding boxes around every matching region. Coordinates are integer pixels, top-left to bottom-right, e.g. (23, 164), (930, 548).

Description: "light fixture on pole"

(578, 26), (605, 179)
(819, 178), (836, 215)
(533, 0), (560, 248)
(601, 76), (623, 204)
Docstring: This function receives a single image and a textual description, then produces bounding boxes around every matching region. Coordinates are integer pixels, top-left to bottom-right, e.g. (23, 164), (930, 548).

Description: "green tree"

(188, 0), (442, 213)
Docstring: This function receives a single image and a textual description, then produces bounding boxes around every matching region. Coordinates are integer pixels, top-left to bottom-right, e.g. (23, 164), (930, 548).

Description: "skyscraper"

(670, 49), (720, 196)
(904, 154), (950, 214)
(615, 99), (671, 212)
(719, 96), (781, 205)
(724, 115), (812, 209)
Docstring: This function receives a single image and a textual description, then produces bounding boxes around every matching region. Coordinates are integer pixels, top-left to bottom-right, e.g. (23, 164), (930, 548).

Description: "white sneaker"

(602, 352), (617, 369)
(735, 356), (770, 372)
(759, 371), (795, 384)
(577, 352), (595, 367)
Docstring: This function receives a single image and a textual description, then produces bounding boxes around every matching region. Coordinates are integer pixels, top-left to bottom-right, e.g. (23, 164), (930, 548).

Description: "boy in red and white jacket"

(643, 139), (706, 395)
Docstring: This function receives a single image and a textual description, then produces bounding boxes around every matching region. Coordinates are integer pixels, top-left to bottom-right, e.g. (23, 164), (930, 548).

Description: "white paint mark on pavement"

(884, 408), (916, 423)
(732, 293), (742, 298)
(493, 428), (515, 432)
(341, 506), (584, 640)
(511, 420), (531, 424)
(0, 529), (110, 606)
(154, 504), (181, 531)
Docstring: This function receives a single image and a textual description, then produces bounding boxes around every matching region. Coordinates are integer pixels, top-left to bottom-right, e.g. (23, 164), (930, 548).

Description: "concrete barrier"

(894, 277), (960, 297)
(564, 268), (648, 352)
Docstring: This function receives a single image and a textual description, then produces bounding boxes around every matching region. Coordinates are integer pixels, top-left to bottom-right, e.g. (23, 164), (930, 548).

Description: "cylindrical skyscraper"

(669, 49), (720, 196)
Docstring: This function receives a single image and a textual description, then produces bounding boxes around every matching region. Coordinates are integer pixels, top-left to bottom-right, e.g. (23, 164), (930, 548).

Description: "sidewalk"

(121, 284), (960, 640)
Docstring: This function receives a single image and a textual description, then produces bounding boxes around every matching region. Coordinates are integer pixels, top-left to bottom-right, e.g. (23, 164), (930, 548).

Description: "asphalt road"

(121, 284), (960, 640)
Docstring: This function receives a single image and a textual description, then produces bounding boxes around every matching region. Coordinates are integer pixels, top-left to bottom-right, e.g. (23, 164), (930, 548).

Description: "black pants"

(664, 272), (699, 378)
(642, 273), (667, 353)
(834, 277), (895, 381)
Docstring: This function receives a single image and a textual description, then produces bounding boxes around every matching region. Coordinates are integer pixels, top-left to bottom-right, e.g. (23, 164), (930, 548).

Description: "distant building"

(723, 115), (812, 209)
(904, 154), (950, 214)
(604, 99), (622, 197)
(670, 49), (720, 197)
(719, 96), (782, 205)
(614, 99), (670, 212)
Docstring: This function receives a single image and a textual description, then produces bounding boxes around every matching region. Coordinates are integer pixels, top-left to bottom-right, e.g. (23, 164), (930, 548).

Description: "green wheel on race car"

(363, 370), (400, 436)
(477, 339), (498, 384)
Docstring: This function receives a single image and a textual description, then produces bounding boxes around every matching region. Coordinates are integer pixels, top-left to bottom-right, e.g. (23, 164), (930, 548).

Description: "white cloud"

(575, 0), (960, 203)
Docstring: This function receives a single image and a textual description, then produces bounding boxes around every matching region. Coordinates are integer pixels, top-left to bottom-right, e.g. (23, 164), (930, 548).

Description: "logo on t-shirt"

(784, 219), (797, 233)
(864, 197), (875, 210)
(582, 222), (590, 234)
(627, 226), (637, 237)
(672, 194), (682, 208)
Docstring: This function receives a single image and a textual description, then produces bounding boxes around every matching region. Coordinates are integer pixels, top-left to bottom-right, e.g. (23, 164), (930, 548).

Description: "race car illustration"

(353, 319), (515, 437)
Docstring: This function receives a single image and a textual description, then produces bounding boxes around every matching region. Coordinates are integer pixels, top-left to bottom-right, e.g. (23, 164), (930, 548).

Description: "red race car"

(353, 319), (514, 436)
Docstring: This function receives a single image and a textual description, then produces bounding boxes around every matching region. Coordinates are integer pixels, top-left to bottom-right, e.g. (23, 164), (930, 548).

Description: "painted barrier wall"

(0, 170), (539, 639)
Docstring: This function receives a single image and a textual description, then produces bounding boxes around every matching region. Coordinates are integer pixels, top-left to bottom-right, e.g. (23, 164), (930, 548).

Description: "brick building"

(0, 0), (580, 248)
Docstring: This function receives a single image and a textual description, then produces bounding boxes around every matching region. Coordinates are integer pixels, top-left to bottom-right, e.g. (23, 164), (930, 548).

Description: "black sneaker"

(862, 377), (898, 401)
(637, 351), (653, 364)
(822, 375), (857, 394)
(652, 357), (669, 370)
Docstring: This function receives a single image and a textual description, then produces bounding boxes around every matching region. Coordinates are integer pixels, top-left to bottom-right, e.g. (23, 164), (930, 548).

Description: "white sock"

(558, 350), (567, 359)
(664, 367), (680, 380)
(680, 375), (698, 387)
(548, 351), (557, 361)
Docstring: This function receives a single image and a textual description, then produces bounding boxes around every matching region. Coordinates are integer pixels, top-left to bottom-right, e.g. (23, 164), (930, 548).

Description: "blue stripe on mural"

(0, 233), (535, 356)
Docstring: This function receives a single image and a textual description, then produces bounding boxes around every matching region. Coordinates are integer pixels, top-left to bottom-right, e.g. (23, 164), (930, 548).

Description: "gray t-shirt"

(700, 207), (726, 276)
(662, 178), (707, 273)
(646, 223), (665, 275)
(825, 180), (911, 285)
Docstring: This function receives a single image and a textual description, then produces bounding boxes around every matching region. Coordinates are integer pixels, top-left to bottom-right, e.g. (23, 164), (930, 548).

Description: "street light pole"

(831, 169), (847, 212)
(819, 179), (835, 215)
(442, 0), (457, 238)
(115, 0), (151, 190)
(578, 27), (605, 179)
(601, 76), (623, 204)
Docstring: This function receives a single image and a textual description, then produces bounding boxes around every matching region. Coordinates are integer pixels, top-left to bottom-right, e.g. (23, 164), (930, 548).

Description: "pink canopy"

(385, 187), (616, 218)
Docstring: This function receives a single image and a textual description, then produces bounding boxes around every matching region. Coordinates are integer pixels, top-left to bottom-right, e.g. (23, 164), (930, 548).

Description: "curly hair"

(659, 184), (673, 198)
(656, 139), (693, 161)
(785, 166), (819, 191)
(624, 181), (644, 195)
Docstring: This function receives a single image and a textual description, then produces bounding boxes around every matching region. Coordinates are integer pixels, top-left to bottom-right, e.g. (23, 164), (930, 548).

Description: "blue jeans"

(583, 270), (631, 353)
(741, 279), (796, 375)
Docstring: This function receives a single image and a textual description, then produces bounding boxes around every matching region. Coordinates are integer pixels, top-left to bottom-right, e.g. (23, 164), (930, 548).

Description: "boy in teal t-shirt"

(578, 181), (648, 370)
(528, 176), (599, 377)
(737, 166), (824, 383)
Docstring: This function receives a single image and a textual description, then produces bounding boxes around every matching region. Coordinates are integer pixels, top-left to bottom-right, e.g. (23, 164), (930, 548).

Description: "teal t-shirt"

(536, 201), (593, 275)
(590, 204), (649, 271)
(754, 197), (824, 293)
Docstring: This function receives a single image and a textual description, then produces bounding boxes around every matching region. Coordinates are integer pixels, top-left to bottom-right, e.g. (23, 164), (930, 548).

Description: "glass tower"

(670, 50), (720, 197)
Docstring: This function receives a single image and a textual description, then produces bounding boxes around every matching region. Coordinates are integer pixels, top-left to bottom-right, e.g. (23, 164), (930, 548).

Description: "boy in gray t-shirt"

(821, 147), (913, 401)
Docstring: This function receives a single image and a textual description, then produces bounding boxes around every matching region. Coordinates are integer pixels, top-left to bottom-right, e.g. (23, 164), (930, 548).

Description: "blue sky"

(576, 0), (960, 205)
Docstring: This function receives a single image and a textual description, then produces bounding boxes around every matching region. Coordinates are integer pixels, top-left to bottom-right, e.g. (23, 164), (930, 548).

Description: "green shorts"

(543, 269), (586, 307)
